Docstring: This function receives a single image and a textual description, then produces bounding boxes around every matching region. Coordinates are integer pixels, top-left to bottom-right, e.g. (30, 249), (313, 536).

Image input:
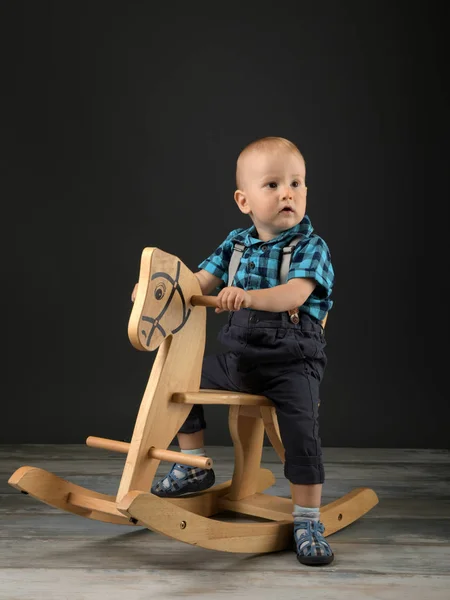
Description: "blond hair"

(236, 137), (305, 189)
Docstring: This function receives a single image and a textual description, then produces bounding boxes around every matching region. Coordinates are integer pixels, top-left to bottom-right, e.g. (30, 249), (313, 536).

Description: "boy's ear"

(234, 189), (251, 214)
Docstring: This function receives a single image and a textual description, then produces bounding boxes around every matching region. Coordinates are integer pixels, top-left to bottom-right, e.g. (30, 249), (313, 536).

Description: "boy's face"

(234, 150), (307, 240)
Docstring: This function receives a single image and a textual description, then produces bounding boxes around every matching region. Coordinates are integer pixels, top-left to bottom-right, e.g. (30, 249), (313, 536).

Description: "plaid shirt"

(198, 214), (334, 321)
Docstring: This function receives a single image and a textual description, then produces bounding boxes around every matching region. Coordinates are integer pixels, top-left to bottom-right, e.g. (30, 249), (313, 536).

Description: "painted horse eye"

(154, 283), (166, 300)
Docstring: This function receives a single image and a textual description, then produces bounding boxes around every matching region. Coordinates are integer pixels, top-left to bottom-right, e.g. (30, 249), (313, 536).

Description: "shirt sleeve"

(198, 228), (245, 288)
(287, 235), (335, 299)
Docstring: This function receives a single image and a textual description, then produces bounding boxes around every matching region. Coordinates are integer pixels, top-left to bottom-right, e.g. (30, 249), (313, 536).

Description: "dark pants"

(179, 309), (328, 485)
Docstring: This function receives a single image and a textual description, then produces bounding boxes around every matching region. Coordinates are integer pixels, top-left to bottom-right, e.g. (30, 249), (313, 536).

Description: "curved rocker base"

(9, 465), (378, 554)
(119, 486), (379, 554)
(9, 464), (378, 552)
(8, 466), (134, 525)
(118, 490), (293, 553)
(7, 466), (278, 527)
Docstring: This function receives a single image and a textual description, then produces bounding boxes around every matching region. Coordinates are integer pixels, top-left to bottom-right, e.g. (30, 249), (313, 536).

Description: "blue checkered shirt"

(198, 215), (334, 321)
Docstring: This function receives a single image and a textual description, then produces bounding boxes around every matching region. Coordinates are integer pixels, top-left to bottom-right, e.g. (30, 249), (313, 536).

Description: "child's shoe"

(151, 463), (215, 497)
(294, 520), (334, 566)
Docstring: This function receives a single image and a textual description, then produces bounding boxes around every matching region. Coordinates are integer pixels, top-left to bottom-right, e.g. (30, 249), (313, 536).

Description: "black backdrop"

(2, 2), (448, 447)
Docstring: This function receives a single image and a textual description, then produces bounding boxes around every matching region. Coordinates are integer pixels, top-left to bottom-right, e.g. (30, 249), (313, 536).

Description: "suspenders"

(227, 235), (303, 324)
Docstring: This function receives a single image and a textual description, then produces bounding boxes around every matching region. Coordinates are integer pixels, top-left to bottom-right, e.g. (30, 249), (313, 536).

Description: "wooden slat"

(67, 492), (127, 519)
(219, 492), (292, 521)
(166, 468), (276, 517)
(172, 391), (273, 406)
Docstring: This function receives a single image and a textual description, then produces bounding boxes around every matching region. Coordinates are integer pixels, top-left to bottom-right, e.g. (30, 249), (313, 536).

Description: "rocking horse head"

(128, 248), (199, 351)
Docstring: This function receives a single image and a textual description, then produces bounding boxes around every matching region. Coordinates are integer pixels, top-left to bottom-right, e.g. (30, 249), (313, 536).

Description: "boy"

(133, 137), (335, 565)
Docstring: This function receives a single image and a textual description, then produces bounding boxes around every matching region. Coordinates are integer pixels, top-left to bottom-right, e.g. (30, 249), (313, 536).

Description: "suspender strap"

(227, 242), (246, 286)
(226, 234), (326, 328)
(280, 235), (303, 323)
(228, 236), (302, 288)
(279, 235), (302, 285)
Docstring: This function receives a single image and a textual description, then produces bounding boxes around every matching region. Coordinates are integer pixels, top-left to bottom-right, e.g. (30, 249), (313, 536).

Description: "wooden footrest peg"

(86, 436), (213, 469)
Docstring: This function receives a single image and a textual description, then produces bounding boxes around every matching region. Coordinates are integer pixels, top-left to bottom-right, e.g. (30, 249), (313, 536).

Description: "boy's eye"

(292, 181), (299, 188)
(267, 182), (278, 189)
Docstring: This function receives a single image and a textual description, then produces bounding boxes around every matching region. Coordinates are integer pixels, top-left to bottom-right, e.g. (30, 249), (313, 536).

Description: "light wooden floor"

(1, 446), (449, 599)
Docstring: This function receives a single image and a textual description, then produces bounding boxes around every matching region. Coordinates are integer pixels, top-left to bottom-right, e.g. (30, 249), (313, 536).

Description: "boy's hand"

(215, 287), (252, 313)
(131, 283), (138, 302)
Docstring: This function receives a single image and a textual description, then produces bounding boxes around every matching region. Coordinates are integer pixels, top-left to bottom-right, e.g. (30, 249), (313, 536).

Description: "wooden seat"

(172, 390), (273, 406)
(9, 246), (378, 554)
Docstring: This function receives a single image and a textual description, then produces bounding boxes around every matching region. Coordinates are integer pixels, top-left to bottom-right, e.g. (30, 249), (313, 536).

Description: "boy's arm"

(195, 269), (223, 295)
(246, 278), (316, 312)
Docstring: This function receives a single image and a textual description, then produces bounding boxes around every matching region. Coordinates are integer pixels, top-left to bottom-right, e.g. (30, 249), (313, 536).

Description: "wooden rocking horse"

(9, 247), (378, 553)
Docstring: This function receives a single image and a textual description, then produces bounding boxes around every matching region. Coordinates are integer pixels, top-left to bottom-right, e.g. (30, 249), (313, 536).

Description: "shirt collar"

(236, 214), (314, 247)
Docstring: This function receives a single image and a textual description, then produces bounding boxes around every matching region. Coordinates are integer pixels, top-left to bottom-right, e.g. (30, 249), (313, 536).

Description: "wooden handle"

(191, 295), (328, 329)
(190, 295), (219, 308)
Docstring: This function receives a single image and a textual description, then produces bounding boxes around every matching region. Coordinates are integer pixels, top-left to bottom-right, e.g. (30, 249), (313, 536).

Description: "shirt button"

(249, 261), (255, 269)
(260, 245), (267, 251)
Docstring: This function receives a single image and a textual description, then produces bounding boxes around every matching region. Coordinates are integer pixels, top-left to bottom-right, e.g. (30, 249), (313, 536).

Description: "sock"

(181, 448), (206, 456)
(293, 504), (320, 539)
(293, 504), (333, 559)
(293, 504), (320, 521)
(161, 447), (206, 489)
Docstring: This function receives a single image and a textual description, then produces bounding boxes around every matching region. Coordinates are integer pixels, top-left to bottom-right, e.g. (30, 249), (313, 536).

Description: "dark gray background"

(2, 2), (448, 447)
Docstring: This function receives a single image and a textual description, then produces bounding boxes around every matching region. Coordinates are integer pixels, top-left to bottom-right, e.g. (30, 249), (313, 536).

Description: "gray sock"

(293, 504), (320, 521)
(293, 504), (320, 540)
(181, 448), (206, 456)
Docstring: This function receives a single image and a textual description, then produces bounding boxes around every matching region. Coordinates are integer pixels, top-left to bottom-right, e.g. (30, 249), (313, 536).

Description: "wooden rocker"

(9, 247), (378, 553)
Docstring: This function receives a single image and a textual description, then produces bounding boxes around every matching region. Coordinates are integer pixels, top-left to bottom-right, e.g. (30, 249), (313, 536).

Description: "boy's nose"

(281, 186), (293, 199)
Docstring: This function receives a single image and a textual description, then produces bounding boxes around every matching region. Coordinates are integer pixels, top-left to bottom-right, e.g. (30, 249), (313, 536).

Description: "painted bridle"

(140, 260), (192, 347)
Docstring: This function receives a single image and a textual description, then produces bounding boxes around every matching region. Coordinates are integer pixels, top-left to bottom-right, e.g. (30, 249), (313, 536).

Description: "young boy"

(133, 137), (335, 565)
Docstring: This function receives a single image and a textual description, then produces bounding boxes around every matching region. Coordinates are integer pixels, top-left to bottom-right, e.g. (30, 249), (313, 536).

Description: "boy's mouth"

(280, 207), (294, 213)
